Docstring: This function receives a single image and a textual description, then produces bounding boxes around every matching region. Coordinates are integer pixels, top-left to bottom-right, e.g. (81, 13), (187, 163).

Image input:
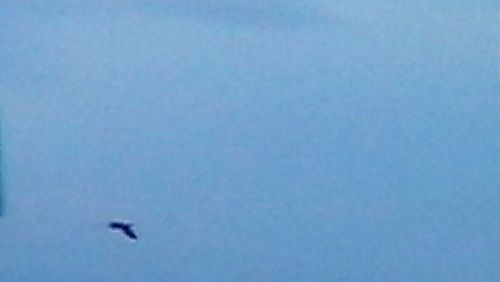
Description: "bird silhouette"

(108, 221), (138, 240)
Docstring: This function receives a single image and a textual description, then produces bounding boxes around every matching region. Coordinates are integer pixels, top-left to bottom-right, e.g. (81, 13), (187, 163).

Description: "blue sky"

(0, 1), (498, 281)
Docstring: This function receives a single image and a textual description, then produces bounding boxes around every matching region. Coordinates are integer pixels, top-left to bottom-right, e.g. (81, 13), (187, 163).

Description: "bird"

(108, 221), (138, 240)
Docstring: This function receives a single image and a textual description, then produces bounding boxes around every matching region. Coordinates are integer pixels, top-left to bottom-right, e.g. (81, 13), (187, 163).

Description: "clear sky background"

(0, 1), (498, 281)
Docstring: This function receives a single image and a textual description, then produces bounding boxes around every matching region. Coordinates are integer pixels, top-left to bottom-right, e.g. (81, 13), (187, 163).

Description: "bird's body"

(109, 221), (138, 240)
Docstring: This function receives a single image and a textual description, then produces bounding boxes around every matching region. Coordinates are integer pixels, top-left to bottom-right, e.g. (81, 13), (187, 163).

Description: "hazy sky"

(0, 1), (498, 281)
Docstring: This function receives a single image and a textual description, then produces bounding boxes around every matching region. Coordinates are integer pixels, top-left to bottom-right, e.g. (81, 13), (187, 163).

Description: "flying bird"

(108, 221), (138, 240)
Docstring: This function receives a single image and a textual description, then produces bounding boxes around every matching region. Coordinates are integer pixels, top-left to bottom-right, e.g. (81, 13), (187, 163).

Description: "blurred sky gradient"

(0, 1), (499, 281)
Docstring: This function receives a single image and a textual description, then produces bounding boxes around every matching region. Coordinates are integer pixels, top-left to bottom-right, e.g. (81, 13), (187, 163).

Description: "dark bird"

(108, 221), (138, 240)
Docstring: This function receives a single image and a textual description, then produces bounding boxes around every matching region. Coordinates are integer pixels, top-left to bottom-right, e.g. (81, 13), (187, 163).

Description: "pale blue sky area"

(0, 1), (498, 281)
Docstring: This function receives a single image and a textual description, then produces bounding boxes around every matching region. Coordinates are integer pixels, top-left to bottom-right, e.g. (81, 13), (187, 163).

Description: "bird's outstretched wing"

(123, 226), (138, 240)
(109, 222), (123, 229)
